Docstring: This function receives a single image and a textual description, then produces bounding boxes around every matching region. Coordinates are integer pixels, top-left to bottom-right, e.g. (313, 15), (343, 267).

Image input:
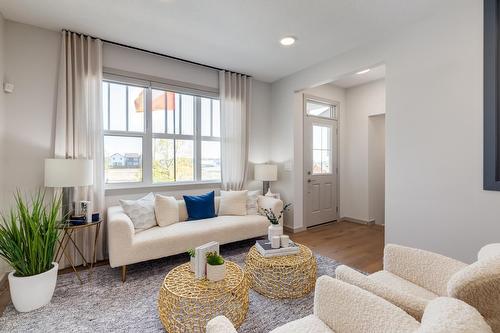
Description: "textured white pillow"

(119, 193), (156, 231)
(219, 190), (248, 216)
(246, 190), (260, 215)
(154, 194), (179, 227)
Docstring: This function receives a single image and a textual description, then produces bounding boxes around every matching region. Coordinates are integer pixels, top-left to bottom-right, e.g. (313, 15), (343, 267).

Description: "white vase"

(206, 263), (225, 282)
(268, 224), (283, 241)
(190, 257), (195, 273)
(8, 262), (58, 312)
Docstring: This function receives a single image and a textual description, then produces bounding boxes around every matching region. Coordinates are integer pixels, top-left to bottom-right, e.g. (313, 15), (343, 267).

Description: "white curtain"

(54, 31), (105, 268)
(219, 71), (252, 190)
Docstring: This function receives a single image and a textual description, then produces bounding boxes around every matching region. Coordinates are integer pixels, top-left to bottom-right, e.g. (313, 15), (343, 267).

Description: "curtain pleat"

(220, 71), (252, 190)
(54, 31), (105, 269)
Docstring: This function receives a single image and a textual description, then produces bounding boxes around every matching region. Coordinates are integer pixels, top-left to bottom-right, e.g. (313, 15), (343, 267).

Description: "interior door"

(304, 97), (338, 227)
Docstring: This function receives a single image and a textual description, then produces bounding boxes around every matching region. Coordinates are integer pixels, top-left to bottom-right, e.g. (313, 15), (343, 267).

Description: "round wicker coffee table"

(158, 261), (249, 333)
(244, 243), (317, 299)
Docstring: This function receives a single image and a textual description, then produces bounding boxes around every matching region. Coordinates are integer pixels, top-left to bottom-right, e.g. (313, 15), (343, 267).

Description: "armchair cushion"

(384, 244), (467, 296)
(270, 315), (333, 333)
(336, 265), (428, 320)
(369, 271), (438, 300)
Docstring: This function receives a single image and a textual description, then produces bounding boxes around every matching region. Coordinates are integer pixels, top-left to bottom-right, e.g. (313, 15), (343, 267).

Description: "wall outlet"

(3, 82), (14, 93)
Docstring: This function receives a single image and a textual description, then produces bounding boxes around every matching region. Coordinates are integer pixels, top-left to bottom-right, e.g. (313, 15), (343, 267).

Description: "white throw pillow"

(119, 193), (156, 231)
(246, 190), (260, 215)
(154, 194), (179, 227)
(219, 190), (248, 216)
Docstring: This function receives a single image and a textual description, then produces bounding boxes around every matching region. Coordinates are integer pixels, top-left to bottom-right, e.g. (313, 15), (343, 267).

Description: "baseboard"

(283, 225), (307, 233)
(0, 272), (7, 291)
(340, 217), (375, 225)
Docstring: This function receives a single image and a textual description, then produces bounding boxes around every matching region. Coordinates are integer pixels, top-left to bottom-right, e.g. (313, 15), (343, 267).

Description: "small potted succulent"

(187, 248), (196, 272)
(261, 203), (292, 241)
(206, 251), (225, 282)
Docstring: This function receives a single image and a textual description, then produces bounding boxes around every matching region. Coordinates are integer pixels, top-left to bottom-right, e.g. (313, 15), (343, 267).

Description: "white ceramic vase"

(190, 256), (196, 273)
(8, 262), (58, 312)
(268, 224), (283, 241)
(206, 263), (225, 282)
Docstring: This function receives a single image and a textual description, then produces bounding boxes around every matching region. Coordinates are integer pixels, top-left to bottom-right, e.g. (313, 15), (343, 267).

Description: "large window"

(103, 76), (221, 188)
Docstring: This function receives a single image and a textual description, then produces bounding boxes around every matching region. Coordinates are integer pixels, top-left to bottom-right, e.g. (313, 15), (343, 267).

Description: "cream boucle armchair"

(336, 243), (500, 332)
(206, 276), (492, 333)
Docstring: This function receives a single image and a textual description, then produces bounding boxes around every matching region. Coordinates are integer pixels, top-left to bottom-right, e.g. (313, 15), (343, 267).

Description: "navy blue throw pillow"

(183, 191), (216, 221)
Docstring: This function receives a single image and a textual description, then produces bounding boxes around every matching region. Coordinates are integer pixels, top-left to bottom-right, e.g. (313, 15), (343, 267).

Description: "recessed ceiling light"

(280, 36), (296, 46)
(356, 69), (371, 75)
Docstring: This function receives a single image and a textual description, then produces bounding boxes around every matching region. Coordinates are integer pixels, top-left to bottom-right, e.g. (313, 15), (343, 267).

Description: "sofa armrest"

(384, 244), (467, 296)
(314, 276), (419, 333)
(257, 196), (284, 224)
(335, 265), (428, 320)
(107, 206), (135, 268)
(206, 316), (238, 333)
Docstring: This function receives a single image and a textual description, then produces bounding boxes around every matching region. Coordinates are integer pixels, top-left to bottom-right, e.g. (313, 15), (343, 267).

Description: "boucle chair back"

(447, 244), (500, 333)
(414, 297), (492, 333)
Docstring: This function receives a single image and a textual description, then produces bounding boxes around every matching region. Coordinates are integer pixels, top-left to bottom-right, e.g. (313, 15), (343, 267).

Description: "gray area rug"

(0, 240), (342, 333)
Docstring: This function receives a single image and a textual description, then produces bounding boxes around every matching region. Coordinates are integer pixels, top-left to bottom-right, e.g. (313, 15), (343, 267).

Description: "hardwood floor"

(0, 221), (384, 316)
(287, 221), (384, 273)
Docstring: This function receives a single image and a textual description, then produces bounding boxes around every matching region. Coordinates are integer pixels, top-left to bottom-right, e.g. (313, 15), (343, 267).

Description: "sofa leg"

(121, 265), (127, 282)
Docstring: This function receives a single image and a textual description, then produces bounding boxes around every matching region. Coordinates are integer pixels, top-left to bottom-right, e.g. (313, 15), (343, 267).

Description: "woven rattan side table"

(244, 243), (317, 299)
(158, 261), (249, 333)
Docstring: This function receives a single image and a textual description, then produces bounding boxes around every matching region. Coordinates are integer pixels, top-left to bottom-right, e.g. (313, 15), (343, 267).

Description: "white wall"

(271, 0), (489, 262)
(0, 11), (7, 280)
(1, 20), (272, 207)
(343, 79), (386, 222)
(368, 114), (385, 225)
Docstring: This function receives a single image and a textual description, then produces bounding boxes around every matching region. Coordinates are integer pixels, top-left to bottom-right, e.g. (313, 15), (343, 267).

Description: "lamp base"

(265, 187), (274, 197)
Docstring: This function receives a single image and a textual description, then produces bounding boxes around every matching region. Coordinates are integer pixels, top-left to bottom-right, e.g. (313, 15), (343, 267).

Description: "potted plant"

(261, 203), (292, 241)
(206, 251), (225, 282)
(187, 248), (196, 272)
(0, 190), (61, 312)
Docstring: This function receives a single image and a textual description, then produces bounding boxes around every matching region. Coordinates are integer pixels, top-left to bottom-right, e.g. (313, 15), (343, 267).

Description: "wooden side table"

(54, 219), (102, 284)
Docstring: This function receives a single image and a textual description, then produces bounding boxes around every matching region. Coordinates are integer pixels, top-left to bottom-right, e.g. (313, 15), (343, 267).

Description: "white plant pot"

(268, 224), (283, 241)
(206, 263), (225, 282)
(190, 257), (196, 273)
(8, 262), (58, 312)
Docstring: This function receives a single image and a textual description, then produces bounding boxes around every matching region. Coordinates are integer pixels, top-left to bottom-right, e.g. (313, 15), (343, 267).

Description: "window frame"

(103, 72), (221, 190)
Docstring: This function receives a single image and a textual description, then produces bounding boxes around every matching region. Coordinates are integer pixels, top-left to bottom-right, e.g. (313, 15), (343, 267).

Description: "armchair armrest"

(206, 316), (238, 333)
(314, 276), (419, 333)
(335, 265), (428, 320)
(107, 206), (134, 268)
(257, 196), (284, 224)
(384, 244), (466, 296)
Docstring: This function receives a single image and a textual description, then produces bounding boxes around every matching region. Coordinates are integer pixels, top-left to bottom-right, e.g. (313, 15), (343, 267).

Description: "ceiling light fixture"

(280, 36), (296, 46)
(356, 69), (371, 75)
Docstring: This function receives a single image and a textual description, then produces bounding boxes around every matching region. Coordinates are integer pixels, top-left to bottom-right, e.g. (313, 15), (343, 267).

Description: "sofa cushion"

(183, 191), (216, 220)
(119, 193), (156, 231)
(219, 190), (247, 216)
(154, 194), (179, 227)
(270, 315), (334, 333)
(246, 190), (260, 215)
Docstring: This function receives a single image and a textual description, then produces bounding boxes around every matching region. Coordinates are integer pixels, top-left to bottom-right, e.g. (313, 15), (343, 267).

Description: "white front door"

(304, 97), (338, 227)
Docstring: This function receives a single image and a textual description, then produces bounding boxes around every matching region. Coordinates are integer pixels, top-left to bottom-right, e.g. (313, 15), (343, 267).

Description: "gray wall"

(271, 0), (489, 262)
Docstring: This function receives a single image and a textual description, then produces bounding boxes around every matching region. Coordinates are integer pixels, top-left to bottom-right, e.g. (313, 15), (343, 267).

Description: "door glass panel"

(152, 89), (166, 133)
(152, 138), (175, 183)
(176, 139), (194, 181)
(312, 125), (332, 174)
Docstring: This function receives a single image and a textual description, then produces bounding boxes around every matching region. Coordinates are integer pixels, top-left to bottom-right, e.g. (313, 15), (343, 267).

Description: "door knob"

(307, 179), (311, 183)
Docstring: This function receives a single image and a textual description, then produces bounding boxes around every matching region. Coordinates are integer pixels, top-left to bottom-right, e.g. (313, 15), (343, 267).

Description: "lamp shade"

(254, 164), (277, 181)
(44, 159), (93, 187)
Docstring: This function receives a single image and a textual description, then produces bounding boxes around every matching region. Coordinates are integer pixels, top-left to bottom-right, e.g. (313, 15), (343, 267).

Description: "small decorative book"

(194, 241), (219, 279)
(255, 239), (300, 258)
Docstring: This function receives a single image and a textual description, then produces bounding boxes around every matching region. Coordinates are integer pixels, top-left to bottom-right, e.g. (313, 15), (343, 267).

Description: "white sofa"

(107, 195), (283, 281)
(207, 276), (493, 333)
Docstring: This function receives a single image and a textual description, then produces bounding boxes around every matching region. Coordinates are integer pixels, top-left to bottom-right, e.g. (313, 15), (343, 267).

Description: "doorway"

(303, 95), (339, 227)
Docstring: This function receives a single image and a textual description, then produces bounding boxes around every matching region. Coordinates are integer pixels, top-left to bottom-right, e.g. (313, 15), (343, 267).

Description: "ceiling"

(331, 65), (386, 89)
(0, 0), (450, 82)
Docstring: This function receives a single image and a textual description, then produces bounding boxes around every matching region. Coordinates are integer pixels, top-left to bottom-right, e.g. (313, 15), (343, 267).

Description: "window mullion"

(195, 97), (202, 181)
(143, 86), (153, 185)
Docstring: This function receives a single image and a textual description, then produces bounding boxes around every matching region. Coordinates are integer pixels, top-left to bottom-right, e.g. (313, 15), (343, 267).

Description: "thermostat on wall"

(3, 82), (14, 93)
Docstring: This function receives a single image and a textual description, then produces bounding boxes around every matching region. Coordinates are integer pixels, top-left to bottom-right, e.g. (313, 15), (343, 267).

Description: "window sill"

(105, 181), (222, 195)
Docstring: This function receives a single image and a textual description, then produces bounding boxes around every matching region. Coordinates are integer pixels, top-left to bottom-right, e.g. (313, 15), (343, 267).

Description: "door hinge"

(336, 206), (339, 212)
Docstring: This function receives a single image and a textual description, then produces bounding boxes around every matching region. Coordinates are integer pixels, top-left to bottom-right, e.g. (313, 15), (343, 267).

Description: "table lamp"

(254, 164), (277, 196)
(44, 158), (93, 220)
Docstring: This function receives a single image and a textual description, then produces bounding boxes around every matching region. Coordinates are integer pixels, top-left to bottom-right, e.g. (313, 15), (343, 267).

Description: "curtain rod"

(62, 29), (251, 77)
